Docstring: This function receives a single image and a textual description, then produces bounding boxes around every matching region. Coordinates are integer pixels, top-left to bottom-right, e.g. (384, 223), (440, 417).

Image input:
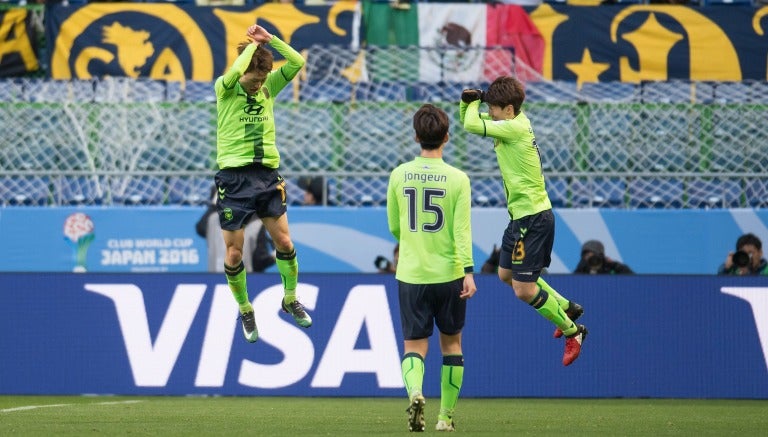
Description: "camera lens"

(374, 256), (390, 270)
(587, 254), (604, 268)
(733, 250), (751, 268)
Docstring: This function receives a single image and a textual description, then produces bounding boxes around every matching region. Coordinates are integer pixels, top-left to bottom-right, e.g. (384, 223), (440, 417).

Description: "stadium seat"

(0, 79), (24, 102)
(571, 178), (625, 208)
(546, 177), (569, 208)
(95, 77), (166, 103)
(167, 176), (212, 205)
(355, 82), (408, 102)
(745, 179), (768, 208)
(641, 81), (695, 104)
(338, 176), (388, 206)
(686, 178), (743, 209)
(182, 81), (215, 103)
(53, 176), (105, 206)
(628, 178), (684, 208)
(579, 82), (639, 103)
(713, 82), (753, 103)
(525, 81), (579, 103)
(540, 145), (573, 173)
(110, 176), (168, 205)
(300, 80), (352, 103)
(0, 176), (50, 206)
(748, 81), (768, 104)
(472, 178), (505, 207)
(24, 79), (95, 103)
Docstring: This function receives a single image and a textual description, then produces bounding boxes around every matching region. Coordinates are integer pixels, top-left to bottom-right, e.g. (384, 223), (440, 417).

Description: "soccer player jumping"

(460, 76), (587, 366)
(214, 24), (312, 343)
(388, 104), (477, 432)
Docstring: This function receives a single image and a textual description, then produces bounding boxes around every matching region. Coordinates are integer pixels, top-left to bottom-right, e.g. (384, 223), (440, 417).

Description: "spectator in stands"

(481, 244), (501, 273)
(214, 23), (310, 343)
(297, 175), (325, 205)
(374, 243), (399, 273)
(196, 185), (275, 274)
(718, 233), (768, 276)
(460, 76), (586, 366)
(573, 240), (633, 275)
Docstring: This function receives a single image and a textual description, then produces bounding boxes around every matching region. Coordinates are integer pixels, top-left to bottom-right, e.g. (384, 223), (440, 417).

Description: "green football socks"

(529, 287), (577, 336)
(536, 277), (570, 310)
(276, 248), (298, 303)
(402, 352), (425, 401)
(439, 355), (464, 421)
(224, 261), (251, 313)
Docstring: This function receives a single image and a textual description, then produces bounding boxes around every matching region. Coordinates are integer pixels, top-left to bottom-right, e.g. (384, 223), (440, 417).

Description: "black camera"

(374, 255), (392, 271)
(732, 250), (752, 268)
(587, 253), (605, 268)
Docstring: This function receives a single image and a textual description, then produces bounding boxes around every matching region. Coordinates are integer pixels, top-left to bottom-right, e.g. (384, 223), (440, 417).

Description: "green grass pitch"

(2, 396), (767, 436)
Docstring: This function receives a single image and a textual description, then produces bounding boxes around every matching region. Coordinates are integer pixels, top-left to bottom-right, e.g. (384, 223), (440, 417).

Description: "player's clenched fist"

(246, 24), (272, 44)
(461, 88), (484, 104)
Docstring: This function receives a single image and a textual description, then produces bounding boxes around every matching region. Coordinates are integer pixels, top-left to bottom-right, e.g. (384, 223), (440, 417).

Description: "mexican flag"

(361, 2), (543, 83)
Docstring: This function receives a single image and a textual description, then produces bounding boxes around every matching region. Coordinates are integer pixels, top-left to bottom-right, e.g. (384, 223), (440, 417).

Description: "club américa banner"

(44, 2), (359, 82)
(0, 7), (40, 77)
(31, 3), (768, 82)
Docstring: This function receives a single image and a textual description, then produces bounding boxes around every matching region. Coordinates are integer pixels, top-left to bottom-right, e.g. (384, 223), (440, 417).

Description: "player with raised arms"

(214, 23), (311, 343)
(460, 76), (587, 366)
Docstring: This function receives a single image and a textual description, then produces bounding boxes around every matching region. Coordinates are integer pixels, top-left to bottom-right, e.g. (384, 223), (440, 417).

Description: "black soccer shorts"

(214, 163), (288, 231)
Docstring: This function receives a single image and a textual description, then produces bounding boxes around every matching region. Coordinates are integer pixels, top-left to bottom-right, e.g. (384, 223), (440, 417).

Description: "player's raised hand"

(461, 88), (484, 104)
(247, 24), (273, 44)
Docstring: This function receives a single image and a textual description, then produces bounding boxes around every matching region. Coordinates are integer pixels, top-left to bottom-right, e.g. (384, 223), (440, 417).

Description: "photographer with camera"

(573, 240), (634, 275)
(375, 243), (399, 274)
(717, 233), (768, 276)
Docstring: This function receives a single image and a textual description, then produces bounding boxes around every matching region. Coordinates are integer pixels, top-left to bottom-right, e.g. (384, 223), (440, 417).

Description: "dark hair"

(736, 233), (762, 251)
(237, 42), (273, 75)
(483, 76), (525, 115)
(298, 176), (324, 204)
(413, 104), (449, 150)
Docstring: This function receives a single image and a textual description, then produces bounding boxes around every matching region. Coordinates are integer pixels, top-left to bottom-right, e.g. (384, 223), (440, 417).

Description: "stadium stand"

(628, 177), (685, 209)
(167, 176), (211, 205)
(686, 178), (743, 209)
(0, 176), (49, 206)
(53, 176), (105, 206)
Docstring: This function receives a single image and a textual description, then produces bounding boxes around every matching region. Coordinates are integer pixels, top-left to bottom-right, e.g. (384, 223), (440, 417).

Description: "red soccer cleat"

(563, 324), (588, 366)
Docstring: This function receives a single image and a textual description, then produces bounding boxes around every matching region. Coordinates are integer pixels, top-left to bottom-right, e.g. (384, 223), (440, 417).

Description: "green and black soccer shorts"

(214, 163), (287, 231)
(498, 209), (555, 282)
(398, 278), (466, 340)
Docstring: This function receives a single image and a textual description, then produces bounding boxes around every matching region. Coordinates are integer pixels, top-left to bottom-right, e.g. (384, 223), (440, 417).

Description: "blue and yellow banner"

(33, 4), (768, 83)
(0, 8), (40, 77)
(535, 4), (768, 83)
(45, 3), (358, 81)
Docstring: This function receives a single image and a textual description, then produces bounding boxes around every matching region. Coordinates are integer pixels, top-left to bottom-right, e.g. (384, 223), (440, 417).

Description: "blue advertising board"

(0, 207), (767, 274)
(1, 273), (766, 398)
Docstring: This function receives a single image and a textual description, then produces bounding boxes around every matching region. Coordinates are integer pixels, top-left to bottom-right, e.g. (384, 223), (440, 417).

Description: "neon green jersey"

(215, 36), (304, 170)
(387, 156), (474, 284)
(460, 100), (552, 219)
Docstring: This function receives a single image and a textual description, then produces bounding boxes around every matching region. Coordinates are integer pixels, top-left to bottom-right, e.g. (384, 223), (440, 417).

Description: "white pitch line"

(95, 400), (144, 406)
(1, 403), (71, 413)
(1, 399), (144, 413)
